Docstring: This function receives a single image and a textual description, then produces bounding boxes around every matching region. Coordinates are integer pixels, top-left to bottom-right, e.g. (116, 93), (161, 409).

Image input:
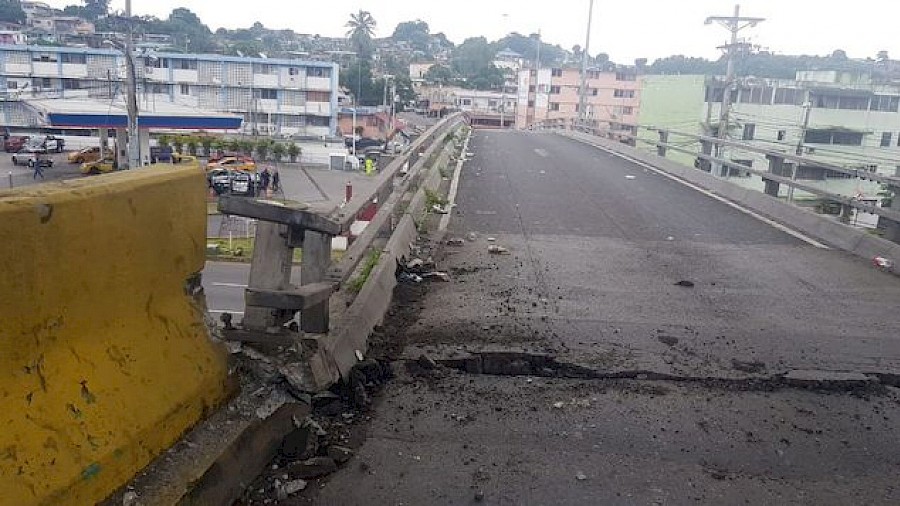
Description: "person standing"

(271, 168), (281, 193)
(259, 167), (271, 196)
(32, 152), (45, 180)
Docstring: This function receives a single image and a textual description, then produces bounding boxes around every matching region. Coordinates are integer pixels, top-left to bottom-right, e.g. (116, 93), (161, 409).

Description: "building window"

(7, 81), (16, 90)
(777, 130), (786, 141)
(62, 79), (80, 90)
(871, 95), (899, 112)
(612, 105), (633, 115)
(307, 115), (330, 127)
(613, 89), (635, 98)
(180, 84), (190, 95)
(804, 129), (864, 146)
(587, 70), (600, 79)
(881, 132), (892, 147)
(253, 89), (278, 100)
(288, 67), (300, 76)
(549, 85), (561, 94)
(528, 85), (535, 93)
(742, 123), (756, 140)
(147, 84), (170, 94)
(253, 63), (274, 74)
(739, 87), (773, 105)
(615, 72), (636, 81)
(773, 88), (804, 105)
(307, 91), (330, 102)
(33, 53), (57, 63)
(527, 100), (535, 107)
(812, 92), (869, 110)
(551, 68), (563, 77)
(550, 102), (560, 111)
(60, 53), (86, 64)
(307, 67), (331, 78)
(173, 59), (197, 70)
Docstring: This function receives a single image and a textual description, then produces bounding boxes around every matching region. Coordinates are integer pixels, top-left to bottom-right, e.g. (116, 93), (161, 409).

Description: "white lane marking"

(210, 282), (248, 288)
(534, 148), (549, 157)
(587, 142), (830, 249)
(439, 129), (473, 232)
(208, 309), (245, 315)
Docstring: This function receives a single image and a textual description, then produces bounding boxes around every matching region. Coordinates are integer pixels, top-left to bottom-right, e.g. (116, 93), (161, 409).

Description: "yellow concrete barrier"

(0, 165), (230, 506)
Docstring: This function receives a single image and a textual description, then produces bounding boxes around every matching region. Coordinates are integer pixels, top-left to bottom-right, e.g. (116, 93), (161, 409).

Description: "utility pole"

(577, 0), (595, 128)
(124, 0), (140, 169)
(788, 98), (812, 203)
(705, 4), (764, 176)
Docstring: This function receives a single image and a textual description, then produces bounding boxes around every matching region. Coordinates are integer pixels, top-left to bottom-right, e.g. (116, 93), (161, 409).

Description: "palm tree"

(346, 10), (376, 59)
(271, 142), (286, 163)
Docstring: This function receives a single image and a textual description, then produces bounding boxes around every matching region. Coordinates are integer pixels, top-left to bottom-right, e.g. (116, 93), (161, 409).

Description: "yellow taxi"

(81, 157), (117, 175)
(67, 146), (103, 164)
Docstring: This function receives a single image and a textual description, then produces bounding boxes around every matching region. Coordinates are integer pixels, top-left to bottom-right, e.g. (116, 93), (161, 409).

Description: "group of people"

(257, 166), (281, 196)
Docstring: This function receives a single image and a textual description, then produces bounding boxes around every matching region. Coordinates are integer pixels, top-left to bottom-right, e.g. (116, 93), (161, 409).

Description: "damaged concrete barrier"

(0, 165), (230, 505)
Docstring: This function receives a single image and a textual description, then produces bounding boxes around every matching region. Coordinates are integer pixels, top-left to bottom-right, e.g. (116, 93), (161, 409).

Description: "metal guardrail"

(535, 118), (900, 241)
(217, 113), (466, 338)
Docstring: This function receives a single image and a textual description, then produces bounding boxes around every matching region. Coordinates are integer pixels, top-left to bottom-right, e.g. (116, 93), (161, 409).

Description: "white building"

(0, 44), (340, 137)
(706, 70), (900, 179)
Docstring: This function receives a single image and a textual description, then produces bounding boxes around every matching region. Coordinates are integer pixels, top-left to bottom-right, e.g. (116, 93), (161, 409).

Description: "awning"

(24, 97), (243, 130)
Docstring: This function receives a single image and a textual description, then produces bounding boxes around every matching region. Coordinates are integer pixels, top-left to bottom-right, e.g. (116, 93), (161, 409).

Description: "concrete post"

(99, 128), (108, 159)
(657, 130), (668, 157)
(243, 222), (293, 331)
(300, 230), (331, 333)
(764, 155), (783, 198)
(840, 204), (853, 223)
(115, 128), (128, 169)
(699, 140), (713, 172)
(883, 185), (900, 243)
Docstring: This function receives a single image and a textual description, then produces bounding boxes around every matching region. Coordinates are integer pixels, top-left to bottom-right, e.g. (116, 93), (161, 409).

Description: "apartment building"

(0, 44), (340, 137)
(704, 70), (900, 179)
(515, 66), (641, 136)
(416, 85), (516, 127)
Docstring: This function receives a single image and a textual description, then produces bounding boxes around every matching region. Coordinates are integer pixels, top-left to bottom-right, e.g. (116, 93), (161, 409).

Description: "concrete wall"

(0, 165), (230, 505)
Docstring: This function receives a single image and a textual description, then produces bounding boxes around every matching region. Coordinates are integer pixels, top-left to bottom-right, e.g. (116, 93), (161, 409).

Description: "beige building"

(516, 67), (641, 138)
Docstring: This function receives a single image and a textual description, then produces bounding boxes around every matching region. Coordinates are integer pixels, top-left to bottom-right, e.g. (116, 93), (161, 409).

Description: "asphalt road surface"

(306, 130), (900, 505)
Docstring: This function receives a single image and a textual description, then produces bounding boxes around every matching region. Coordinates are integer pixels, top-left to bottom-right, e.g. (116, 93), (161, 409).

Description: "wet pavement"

(275, 130), (900, 505)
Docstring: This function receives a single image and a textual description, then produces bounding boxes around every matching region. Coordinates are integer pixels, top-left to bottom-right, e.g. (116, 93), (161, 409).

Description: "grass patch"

(207, 201), (221, 215)
(347, 249), (382, 293)
(425, 188), (448, 208)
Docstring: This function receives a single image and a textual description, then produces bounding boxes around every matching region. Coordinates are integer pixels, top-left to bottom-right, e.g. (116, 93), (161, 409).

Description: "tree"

(0, 0), (26, 25)
(392, 20), (431, 53)
(166, 8), (216, 53)
(255, 139), (270, 161)
(82, 0), (110, 21)
(424, 64), (455, 85)
(271, 142), (285, 162)
(877, 50), (890, 62)
(287, 142), (300, 163)
(346, 10), (376, 60)
(831, 49), (848, 60)
(340, 58), (382, 106)
(634, 58), (648, 69)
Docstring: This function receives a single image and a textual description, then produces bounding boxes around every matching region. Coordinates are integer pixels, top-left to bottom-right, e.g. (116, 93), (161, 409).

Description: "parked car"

(4, 135), (30, 153)
(36, 135), (65, 153)
(207, 168), (257, 197)
(67, 146), (103, 164)
(344, 137), (383, 153)
(27, 156), (53, 169)
(12, 147), (44, 166)
(207, 156), (256, 172)
(150, 145), (173, 163)
(81, 157), (117, 175)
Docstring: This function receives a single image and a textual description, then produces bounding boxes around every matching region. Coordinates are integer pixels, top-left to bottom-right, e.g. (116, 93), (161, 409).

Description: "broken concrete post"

(244, 222), (293, 331)
(300, 230), (332, 333)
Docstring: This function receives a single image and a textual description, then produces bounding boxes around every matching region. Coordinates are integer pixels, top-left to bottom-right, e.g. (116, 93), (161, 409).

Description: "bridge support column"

(300, 230), (332, 334)
(244, 222), (293, 332)
(657, 130), (668, 157)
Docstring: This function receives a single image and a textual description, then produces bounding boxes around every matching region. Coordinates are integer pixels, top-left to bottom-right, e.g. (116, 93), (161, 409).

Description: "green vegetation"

(425, 188), (448, 208)
(287, 143), (301, 162)
(271, 142), (286, 163)
(347, 249), (382, 293)
(0, 0), (26, 25)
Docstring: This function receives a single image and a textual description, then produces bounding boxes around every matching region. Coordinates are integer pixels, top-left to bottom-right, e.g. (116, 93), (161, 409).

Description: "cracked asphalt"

(303, 130), (900, 505)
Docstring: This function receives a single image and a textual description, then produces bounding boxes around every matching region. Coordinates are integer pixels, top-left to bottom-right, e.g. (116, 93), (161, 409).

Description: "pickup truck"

(30, 135), (65, 153)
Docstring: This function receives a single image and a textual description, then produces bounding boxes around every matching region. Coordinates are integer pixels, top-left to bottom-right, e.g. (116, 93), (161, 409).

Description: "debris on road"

(398, 272), (423, 283)
(417, 354), (438, 370)
(276, 478), (308, 499)
(422, 271), (451, 282)
(326, 445), (354, 464)
(431, 204), (450, 214)
(287, 456), (338, 479)
(873, 256), (894, 269)
(446, 237), (465, 246)
(487, 237), (497, 243)
(625, 175), (636, 180)
(658, 335), (679, 346)
(575, 471), (587, 481)
(674, 280), (695, 288)
(488, 245), (510, 255)
(731, 359), (766, 374)
(467, 232), (479, 242)
(666, 236), (675, 241)
(552, 401), (565, 409)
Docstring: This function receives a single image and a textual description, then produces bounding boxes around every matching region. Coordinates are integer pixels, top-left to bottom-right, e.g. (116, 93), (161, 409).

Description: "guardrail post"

(244, 222), (293, 331)
(300, 230), (332, 333)
(763, 155), (784, 197)
(657, 130), (668, 157)
(883, 185), (900, 243)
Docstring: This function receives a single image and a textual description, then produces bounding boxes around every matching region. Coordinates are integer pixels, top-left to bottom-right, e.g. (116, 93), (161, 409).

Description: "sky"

(44, 0), (900, 63)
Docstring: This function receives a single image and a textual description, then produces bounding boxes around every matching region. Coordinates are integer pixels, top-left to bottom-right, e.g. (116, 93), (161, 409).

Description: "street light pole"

(578, 0), (595, 128)
(124, 0), (140, 168)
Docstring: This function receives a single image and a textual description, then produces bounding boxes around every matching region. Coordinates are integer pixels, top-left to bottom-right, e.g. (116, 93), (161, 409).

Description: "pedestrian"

(259, 167), (270, 195)
(271, 168), (280, 193)
(32, 152), (44, 180)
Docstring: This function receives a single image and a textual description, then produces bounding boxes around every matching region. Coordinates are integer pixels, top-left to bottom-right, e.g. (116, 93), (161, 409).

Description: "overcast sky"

(45, 0), (900, 63)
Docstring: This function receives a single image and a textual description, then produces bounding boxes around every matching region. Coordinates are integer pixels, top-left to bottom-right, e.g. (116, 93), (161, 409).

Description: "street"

(306, 130), (900, 505)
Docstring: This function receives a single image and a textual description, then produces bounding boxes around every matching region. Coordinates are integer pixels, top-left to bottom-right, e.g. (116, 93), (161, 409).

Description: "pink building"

(516, 67), (641, 139)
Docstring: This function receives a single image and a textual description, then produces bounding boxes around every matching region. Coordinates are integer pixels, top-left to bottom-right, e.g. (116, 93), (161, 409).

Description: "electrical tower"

(705, 4), (764, 176)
